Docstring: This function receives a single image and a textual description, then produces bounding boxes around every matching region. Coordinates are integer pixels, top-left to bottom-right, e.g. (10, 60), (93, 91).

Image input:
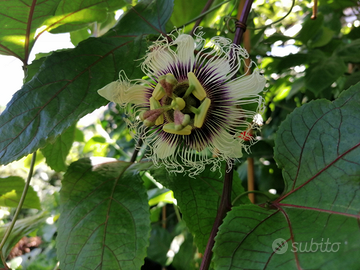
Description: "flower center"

(141, 72), (211, 135)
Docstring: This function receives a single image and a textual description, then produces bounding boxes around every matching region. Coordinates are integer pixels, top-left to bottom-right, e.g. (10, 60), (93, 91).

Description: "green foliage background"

(0, 0), (359, 269)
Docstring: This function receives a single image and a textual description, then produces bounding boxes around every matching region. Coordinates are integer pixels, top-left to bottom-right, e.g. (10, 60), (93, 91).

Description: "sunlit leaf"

(83, 135), (108, 156)
(0, 176), (41, 209)
(0, 0), (126, 62)
(0, 0), (174, 165)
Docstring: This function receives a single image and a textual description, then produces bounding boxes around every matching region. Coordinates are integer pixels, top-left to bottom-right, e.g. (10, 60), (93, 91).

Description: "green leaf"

(286, 76), (305, 100)
(83, 135), (108, 156)
(213, 83), (360, 269)
(346, 26), (360, 40)
(150, 163), (248, 253)
(335, 39), (360, 63)
(297, 14), (324, 44)
(0, 0), (174, 166)
(46, 7), (105, 34)
(305, 56), (347, 95)
(57, 158), (150, 270)
(0, 212), (47, 266)
(169, 0), (208, 27)
(309, 26), (335, 48)
(24, 55), (48, 83)
(277, 54), (308, 71)
(148, 189), (174, 206)
(147, 225), (172, 266)
(40, 124), (76, 172)
(0, 0), (126, 62)
(0, 176), (41, 209)
(70, 28), (92, 46)
(320, 0), (359, 9)
(344, 71), (360, 90)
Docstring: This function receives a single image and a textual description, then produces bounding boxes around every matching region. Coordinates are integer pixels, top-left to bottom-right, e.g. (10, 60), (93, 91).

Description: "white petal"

(227, 69), (266, 99)
(211, 130), (243, 158)
(172, 34), (195, 66)
(98, 81), (118, 103)
(98, 80), (148, 106)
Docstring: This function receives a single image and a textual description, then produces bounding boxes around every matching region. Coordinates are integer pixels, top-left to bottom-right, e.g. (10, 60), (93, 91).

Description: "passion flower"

(98, 31), (265, 176)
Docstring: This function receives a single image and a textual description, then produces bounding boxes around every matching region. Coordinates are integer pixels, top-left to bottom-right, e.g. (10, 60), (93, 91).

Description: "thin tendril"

(0, 152), (37, 268)
(252, 0), (295, 30)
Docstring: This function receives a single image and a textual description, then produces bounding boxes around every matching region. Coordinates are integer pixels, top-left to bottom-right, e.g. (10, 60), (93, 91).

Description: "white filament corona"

(98, 30), (266, 176)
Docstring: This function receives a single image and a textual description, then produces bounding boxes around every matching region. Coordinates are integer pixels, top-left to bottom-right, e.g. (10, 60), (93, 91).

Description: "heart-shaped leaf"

(213, 83), (360, 269)
(57, 158), (150, 269)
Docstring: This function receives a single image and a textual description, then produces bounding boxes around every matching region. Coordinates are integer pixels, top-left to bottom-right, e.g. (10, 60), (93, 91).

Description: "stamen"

(150, 97), (164, 125)
(152, 83), (165, 100)
(163, 123), (192, 135)
(187, 72), (207, 101)
(141, 108), (164, 127)
(194, 98), (211, 128)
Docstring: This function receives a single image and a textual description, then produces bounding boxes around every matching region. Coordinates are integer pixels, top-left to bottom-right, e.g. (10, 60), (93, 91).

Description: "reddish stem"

(199, 161), (234, 270)
(233, 0), (253, 45)
(199, 1), (254, 269)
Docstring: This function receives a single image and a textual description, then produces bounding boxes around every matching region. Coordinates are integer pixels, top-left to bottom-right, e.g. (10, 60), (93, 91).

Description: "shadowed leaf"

(151, 163), (248, 253)
(305, 55), (347, 95)
(213, 83), (360, 269)
(40, 123), (76, 172)
(57, 158), (150, 269)
(0, 212), (47, 267)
